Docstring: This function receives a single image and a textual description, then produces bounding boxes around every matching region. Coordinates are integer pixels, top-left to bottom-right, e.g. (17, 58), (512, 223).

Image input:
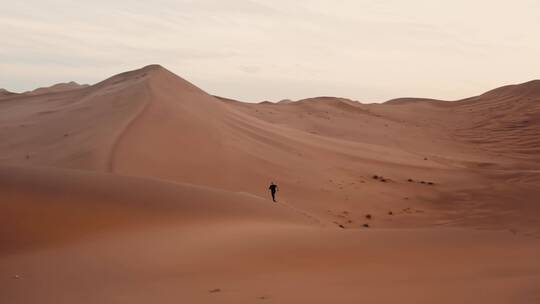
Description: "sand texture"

(1, 65), (539, 303)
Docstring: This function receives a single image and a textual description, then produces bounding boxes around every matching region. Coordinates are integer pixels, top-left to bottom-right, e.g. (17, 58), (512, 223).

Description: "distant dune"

(1, 65), (539, 304)
(25, 81), (90, 95)
(384, 97), (445, 104)
(0, 88), (16, 99)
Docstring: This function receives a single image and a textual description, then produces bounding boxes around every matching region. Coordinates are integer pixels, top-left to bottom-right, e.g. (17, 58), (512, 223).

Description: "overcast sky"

(1, 0), (539, 102)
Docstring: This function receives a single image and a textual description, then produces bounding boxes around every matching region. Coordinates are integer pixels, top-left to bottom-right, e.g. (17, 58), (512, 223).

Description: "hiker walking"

(268, 182), (279, 202)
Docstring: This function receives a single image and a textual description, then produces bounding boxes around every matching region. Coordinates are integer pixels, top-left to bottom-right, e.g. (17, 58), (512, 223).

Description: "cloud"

(239, 65), (261, 74)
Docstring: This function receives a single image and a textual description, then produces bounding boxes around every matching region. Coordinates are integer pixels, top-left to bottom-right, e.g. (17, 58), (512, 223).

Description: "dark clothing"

(269, 184), (278, 202)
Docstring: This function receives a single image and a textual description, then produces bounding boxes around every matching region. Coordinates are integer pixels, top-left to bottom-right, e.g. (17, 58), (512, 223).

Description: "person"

(268, 182), (278, 202)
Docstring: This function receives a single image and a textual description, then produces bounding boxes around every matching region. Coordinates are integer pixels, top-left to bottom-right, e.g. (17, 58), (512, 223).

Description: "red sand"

(1, 65), (539, 303)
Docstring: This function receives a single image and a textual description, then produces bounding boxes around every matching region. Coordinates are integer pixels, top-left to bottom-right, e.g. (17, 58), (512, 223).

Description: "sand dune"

(25, 81), (90, 96)
(0, 88), (17, 99)
(1, 65), (539, 303)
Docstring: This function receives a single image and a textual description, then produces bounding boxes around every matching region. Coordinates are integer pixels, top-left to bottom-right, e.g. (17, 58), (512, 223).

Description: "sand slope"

(1, 65), (539, 303)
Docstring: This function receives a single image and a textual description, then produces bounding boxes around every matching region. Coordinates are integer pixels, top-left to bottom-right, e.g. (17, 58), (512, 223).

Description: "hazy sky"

(1, 0), (539, 102)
